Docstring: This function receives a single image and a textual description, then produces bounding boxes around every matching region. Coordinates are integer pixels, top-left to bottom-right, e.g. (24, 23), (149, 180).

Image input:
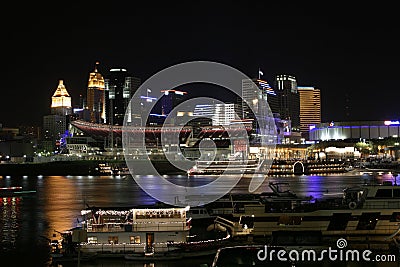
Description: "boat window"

(108, 236), (118, 244)
(375, 189), (392, 198)
(240, 215), (255, 228)
(393, 189), (400, 198)
(390, 212), (400, 222)
(327, 213), (351, 230)
(87, 236), (97, 244)
(130, 236), (141, 244)
(277, 215), (302, 225)
(191, 209), (199, 214)
(356, 213), (380, 230)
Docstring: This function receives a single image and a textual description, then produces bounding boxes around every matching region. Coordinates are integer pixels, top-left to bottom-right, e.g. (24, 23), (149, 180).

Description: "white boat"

(213, 181), (400, 251)
(53, 205), (232, 261)
(187, 159), (261, 176)
(186, 206), (214, 220)
(55, 206), (192, 257)
(188, 159), (348, 176)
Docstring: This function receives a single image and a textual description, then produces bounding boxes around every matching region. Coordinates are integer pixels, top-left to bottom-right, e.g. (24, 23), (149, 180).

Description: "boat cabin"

(76, 206), (191, 255)
(343, 181), (400, 209)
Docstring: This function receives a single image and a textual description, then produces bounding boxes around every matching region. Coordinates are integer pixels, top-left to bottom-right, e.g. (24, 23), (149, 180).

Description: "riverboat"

(187, 159), (261, 176)
(51, 205), (231, 263)
(188, 159), (348, 176)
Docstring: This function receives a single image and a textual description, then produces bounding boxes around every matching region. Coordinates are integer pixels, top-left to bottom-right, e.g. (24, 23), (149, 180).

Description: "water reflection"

(44, 176), (83, 239)
(0, 196), (20, 252)
(0, 173), (398, 266)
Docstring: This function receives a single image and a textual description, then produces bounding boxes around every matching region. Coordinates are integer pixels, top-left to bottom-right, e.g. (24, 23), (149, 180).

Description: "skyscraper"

(42, 114), (68, 152)
(86, 62), (105, 123)
(241, 78), (277, 131)
(275, 74), (300, 131)
(51, 80), (72, 116)
(298, 86), (321, 135)
(241, 78), (278, 147)
(104, 68), (141, 125)
(160, 89), (187, 116)
(43, 80), (72, 152)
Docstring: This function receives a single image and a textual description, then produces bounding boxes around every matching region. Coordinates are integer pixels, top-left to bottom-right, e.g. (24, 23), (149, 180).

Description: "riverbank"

(0, 160), (186, 176)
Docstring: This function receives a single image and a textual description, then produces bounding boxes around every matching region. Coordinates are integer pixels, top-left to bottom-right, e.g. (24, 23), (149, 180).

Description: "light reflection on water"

(0, 172), (398, 266)
(0, 196), (20, 252)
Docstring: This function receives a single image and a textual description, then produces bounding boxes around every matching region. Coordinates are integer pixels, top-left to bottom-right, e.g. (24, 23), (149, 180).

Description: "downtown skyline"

(2, 3), (399, 127)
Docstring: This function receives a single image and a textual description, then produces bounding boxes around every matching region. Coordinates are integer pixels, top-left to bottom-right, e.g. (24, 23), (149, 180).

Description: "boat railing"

(85, 221), (190, 232)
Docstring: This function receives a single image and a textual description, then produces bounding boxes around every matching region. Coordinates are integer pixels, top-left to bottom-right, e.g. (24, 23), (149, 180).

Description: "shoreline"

(1, 159), (397, 177)
(0, 160), (186, 176)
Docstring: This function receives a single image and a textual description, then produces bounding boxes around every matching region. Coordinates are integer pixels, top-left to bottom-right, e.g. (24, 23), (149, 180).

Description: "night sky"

(2, 3), (399, 127)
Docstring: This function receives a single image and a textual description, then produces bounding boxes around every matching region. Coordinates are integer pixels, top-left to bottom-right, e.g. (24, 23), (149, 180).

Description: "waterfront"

(0, 171), (399, 266)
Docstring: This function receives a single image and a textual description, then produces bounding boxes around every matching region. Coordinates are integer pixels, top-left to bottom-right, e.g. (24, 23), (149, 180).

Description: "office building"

(104, 68), (141, 125)
(160, 90), (187, 116)
(42, 114), (68, 152)
(193, 103), (241, 126)
(51, 80), (72, 116)
(86, 62), (105, 123)
(241, 78), (278, 120)
(241, 78), (278, 146)
(275, 74), (300, 131)
(298, 86), (321, 136)
(310, 120), (400, 141)
(42, 79), (73, 152)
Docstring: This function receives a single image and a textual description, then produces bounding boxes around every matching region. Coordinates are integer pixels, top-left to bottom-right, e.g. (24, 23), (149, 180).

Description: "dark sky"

(2, 3), (399, 127)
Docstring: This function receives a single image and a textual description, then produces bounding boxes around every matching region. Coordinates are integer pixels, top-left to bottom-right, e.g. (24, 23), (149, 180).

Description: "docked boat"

(213, 181), (400, 251)
(90, 163), (113, 176)
(187, 159), (261, 176)
(269, 160), (348, 175)
(188, 159), (348, 176)
(51, 205), (230, 262)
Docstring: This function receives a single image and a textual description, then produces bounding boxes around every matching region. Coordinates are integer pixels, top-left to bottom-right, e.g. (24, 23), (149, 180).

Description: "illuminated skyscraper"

(275, 74), (300, 131)
(104, 68), (141, 125)
(51, 80), (72, 116)
(86, 62), (105, 123)
(298, 86), (321, 135)
(241, 78), (277, 132)
(43, 80), (72, 152)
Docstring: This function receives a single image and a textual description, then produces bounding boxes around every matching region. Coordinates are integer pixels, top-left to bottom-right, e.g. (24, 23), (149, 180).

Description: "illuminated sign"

(309, 125), (316, 130)
(384, 120), (400, 126)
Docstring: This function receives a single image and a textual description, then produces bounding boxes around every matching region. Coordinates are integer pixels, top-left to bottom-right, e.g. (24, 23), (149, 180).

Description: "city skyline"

(2, 3), (399, 127)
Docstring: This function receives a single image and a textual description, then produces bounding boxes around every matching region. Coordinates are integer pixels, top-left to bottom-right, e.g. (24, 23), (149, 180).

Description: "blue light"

(140, 96), (157, 101)
(384, 120), (400, 125)
(149, 114), (167, 117)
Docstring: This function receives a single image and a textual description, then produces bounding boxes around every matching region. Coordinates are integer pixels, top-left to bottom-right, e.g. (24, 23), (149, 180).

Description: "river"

(0, 171), (398, 266)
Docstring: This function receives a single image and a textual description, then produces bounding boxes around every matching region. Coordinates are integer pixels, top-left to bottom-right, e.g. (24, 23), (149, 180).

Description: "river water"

(0, 171), (398, 266)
